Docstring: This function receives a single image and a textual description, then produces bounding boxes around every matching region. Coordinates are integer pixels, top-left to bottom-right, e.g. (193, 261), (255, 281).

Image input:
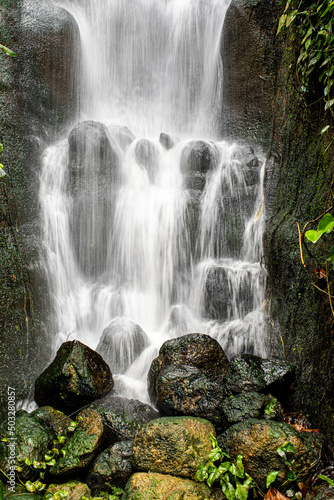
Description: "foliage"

(0, 44), (16, 57)
(194, 433), (255, 500)
(194, 435), (304, 500)
(277, 0), (334, 114)
(16, 418), (83, 494)
(318, 473), (334, 486)
(305, 212), (334, 268)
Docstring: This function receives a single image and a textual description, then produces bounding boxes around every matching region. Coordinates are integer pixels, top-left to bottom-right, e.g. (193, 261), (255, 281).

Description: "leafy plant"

(305, 212), (334, 268)
(277, 0), (334, 115)
(0, 44), (16, 57)
(194, 433), (255, 500)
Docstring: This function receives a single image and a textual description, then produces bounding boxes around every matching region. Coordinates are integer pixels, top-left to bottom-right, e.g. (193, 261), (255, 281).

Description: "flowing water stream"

(39, 0), (268, 402)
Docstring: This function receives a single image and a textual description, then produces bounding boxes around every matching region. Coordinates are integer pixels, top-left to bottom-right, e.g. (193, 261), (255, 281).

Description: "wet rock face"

(68, 120), (120, 278)
(123, 472), (225, 500)
(155, 365), (226, 428)
(91, 395), (160, 444)
(132, 416), (215, 479)
(34, 340), (114, 413)
(181, 140), (217, 191)
(148, 333), (228, 403)
(218, 419), (323, 490)
(219, 392), (267, 428)
(204, 265), (255, 321)
(224, 353), (295, 396)
(19, 0), (80, 129)
(96, 317), (150, 374)
(159, 132), (179, 150)
(108, 125), (135, 151)
(221, 0), (281, 146)
(87, 440), (133, 490)
(134, 138), (161, 184)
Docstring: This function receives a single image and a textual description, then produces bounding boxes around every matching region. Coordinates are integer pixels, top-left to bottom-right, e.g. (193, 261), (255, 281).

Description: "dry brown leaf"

(264, 487), (289, 500)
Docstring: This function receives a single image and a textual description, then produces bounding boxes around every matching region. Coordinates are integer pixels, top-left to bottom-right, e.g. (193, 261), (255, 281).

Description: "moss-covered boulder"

(148, 333), (228, 405)
(34, 340), (114, 414)
(87, 440), (133, 490)
(31, 406), (71, 436)
(50, 408), (104, 476)
(45, 481), (91, 500)
(155, 365), (226, 430)
(132, 416), (215, 479)
(219, 392), (267, 429)
(224, 354), (295, 395)
(91, 395), (160, 444)
(122, 472), (225, 500)
(218, 418), (323, 490)
(0, 411), (54, 481)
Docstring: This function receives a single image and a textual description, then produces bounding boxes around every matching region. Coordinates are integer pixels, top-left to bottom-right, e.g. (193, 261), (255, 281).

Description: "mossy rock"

(91, 395), (160, 444)
(45, 481), (91, 500)
(218, 418), (323, 490)
(219, 392), (267, 429)
(87, 440), (133, 490)
(31, 406), (71, 436)
(132, 416), (215, 479)
(0, 411), (54, 481)
(50, 408), (104, 476)
(34, 340), (114, 414)
(122, 472), (224, 500)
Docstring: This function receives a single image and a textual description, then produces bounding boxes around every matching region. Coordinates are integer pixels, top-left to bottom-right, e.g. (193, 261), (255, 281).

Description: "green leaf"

(318, 213), (334, 233)
(318, 474), (334, 487)
(305, 229), (324, 242)
(325, 99), (334, 110)
(301, 26), (313, 44)
(235, 477), (252, 500)
(266, 470), (280, 488)
(287, 470), (297, 481)
(0, 44), (17, 57)
(220, 478), (237, 500)
(207, 467), (223, 487)
(57, 435), (66, 444)
(277, 14), (288, 34)
(321, 125), (330, 134)
(286, 10), (298, 27)
(25, 481), (36, 493)
(236, 455), (245, 478)
(0, 144), (3, 154)
(327, 246), (334, 269)
(0, 479), (3, 500)
(282, 441), (296, 454)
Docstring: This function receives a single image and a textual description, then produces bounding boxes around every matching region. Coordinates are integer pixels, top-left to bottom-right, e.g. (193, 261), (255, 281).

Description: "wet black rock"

(204, 264), (255, 321)
(134, 138), (161, 184)
(87, 440), (133, 490)
(219, 392), (267, 429)
(96, 317), (150, 374)
(34, 340), (114, 414)
(155, 364), (226, 430)
(91, 395), (160, 444)
(159, 132), (179, 150)
(68, 120), (120, 278)
(224, 353), (295, 396)
(148, 333), (229, 405)
(180, 140), (218, 191)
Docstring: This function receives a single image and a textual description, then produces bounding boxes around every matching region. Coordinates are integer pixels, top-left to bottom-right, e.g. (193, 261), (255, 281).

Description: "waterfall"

(39, 0), (268, 402)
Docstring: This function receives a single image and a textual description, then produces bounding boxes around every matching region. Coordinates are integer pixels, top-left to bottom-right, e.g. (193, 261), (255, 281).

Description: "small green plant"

(318, 473), (334, 487)
(277, 441), (297, 483)
(0, 44), (16, 57)
(17, 418), (81, 495)
(194, 433), (255, 500)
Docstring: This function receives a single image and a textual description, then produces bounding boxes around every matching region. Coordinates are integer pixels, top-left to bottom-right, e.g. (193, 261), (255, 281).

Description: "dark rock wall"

(222, 0), (334, 440)
(0, 0), (79, 419)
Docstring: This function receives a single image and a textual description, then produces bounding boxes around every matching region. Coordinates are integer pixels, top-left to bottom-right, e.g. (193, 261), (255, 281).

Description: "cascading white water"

(39, 0), (268, 402)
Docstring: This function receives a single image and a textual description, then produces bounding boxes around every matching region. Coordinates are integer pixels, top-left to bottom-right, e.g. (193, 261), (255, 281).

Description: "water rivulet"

(40, 0), (268, 402)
